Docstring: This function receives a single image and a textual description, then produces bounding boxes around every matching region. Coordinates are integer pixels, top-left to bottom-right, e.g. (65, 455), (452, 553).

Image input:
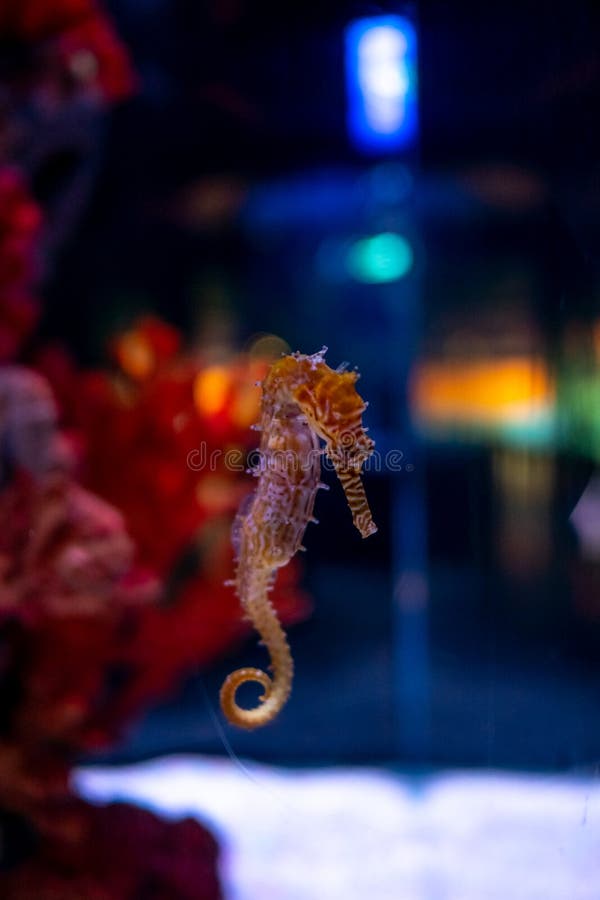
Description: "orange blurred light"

(111, 317), (180, 382)
(193, 365), (231, 417)
(411, 356), (554, 427)
(230, 382), (261, 429)
(195, 475), (238, 514)
(113, 331), (154, 381)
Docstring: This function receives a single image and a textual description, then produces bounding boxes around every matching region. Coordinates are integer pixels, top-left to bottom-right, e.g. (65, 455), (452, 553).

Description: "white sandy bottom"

(74, 757), (600, 900)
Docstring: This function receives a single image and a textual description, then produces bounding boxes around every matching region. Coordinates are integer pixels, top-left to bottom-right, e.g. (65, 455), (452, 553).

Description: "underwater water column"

(344, 209), (429, 759)
(388, 262), (431, 761)
(345, 10), (430, 760)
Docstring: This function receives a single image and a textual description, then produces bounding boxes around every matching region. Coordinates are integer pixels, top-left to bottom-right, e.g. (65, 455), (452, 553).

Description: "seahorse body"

(220, 347), (376, 728)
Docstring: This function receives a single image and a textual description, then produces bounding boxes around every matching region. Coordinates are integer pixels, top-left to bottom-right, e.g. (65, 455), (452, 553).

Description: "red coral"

(0, 168), (42, 362)
(0, 321), (310, 896)
(0, 350), (311, 755)
(0, 12), (227, 893)
(0, 801), (223, 899)
(0, 0), (92, 40)
(32, 320), (313, 745)
(0, 0), (137, 104)
(0, 468), (160, 801)
(0, 471), (158, 622)
(56, 12), (138, 103)
(110, 316), (182, 380)
(42, 318), (269, 574)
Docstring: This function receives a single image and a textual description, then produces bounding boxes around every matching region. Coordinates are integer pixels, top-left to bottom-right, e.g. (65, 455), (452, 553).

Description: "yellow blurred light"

(247, 333), (290, 362)
(193, 365), (231, 416)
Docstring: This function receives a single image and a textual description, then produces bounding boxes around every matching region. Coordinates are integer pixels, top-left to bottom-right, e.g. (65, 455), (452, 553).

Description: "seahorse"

(220, 347), (377, 729)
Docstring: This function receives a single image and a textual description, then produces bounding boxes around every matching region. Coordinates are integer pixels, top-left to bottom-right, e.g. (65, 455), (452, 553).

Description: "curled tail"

(220, 571), (293, 728)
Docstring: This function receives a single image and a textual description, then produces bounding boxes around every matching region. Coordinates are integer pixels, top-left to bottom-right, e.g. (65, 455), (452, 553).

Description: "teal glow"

(346, 232), (413, 283)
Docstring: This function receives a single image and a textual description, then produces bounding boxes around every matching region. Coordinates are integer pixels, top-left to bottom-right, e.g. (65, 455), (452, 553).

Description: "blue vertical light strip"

(345, 14), (418, 154)
(379, 266), (431, 761)
(393, 450), (431, 761)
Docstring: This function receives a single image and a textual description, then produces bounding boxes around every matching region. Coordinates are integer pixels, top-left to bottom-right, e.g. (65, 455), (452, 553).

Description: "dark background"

(40, 1), (600, 769)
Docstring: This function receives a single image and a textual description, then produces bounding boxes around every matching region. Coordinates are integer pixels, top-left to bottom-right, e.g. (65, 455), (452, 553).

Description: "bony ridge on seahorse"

(220, 346), (377, 729)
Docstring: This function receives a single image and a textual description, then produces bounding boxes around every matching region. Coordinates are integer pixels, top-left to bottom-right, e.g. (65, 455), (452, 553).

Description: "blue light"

(345, 15), (418, 154)
(346, 232), (413, 283)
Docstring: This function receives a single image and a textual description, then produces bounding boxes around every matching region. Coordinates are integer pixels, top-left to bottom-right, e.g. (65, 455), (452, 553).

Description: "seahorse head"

(264, 349), (377, 537)
(292, 354), (373, 460)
